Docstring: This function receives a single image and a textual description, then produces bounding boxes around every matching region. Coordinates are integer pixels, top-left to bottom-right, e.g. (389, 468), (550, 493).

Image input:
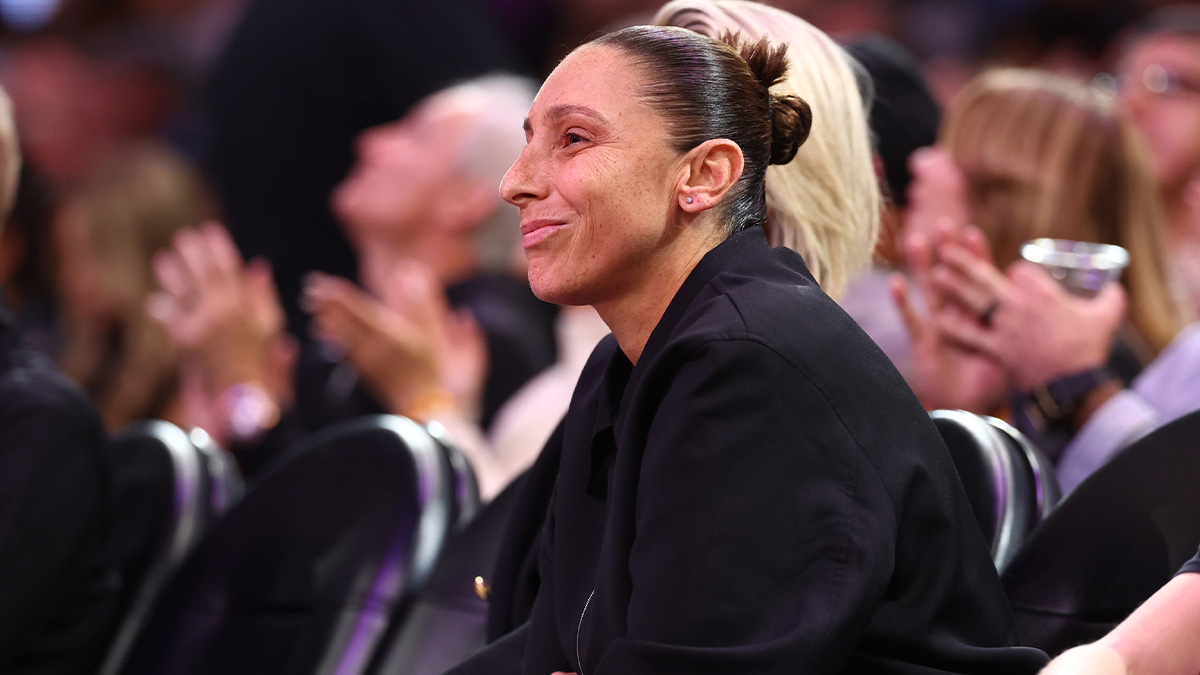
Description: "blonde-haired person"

(55, 142), (213, 430)
(900, 68), (1194, 483)
(653, 0), (880, 300)
(938, 69), (1183, 359)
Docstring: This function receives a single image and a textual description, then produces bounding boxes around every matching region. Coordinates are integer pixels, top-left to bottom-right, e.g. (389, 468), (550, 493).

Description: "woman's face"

(1118, 34), (1200, 194)
(500, 44), (686, 307)
(53, 205), (119, 326)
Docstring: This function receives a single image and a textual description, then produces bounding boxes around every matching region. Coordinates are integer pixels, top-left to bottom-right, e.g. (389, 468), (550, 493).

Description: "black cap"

(846, 34), (941, 207)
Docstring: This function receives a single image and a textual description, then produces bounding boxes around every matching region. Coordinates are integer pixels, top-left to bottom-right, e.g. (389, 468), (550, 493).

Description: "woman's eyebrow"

(525, 104), (611, 134)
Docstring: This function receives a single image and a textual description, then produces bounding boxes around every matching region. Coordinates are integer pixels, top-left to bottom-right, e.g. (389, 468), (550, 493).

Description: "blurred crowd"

(1, 0), (1199, 671)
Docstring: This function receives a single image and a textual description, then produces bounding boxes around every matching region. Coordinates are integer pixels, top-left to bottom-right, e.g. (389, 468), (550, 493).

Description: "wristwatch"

(1029, 367), (1115, 421)
(219, 383), (281, 446)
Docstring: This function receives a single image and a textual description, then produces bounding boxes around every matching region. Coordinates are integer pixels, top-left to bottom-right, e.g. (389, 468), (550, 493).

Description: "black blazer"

(0, 306), (117, 674)
(451, 227), (1047, 674)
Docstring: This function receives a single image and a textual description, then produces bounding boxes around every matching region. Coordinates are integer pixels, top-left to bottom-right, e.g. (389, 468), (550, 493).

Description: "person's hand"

(1039, 644), (1126, 675)
(147, 222), (297, 438)
(929, 229), (1127, 392)
(891, 225), (1008, 413)
(903, 147), (971, 244)
(302, 261), (486, 422)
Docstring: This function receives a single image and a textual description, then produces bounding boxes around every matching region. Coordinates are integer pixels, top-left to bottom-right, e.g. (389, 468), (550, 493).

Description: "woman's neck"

(595, 231), (723, 365)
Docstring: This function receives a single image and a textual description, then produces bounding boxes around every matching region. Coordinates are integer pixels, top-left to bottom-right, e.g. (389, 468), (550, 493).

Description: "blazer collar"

(616, 226), (772, 428)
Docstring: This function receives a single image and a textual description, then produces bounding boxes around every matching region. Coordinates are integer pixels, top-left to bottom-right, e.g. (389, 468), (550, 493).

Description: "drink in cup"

(1019, 238), (1130, 298)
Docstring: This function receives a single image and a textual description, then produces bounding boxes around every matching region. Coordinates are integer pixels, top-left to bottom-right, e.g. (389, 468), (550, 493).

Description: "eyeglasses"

(1118, 62), (1200, 98)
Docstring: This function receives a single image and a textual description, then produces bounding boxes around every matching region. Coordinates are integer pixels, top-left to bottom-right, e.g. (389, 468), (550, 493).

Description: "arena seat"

(931, 409), (1053, 571)
(99, 420), (242, 675)
(115, 415), (457, 675)
(1001, 409), (1200, 656)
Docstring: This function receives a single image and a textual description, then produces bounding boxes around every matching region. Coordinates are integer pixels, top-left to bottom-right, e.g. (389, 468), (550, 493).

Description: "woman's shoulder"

(682, 256), (890, 376)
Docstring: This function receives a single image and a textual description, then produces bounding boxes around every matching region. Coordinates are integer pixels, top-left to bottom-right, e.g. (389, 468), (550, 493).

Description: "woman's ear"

(676, 139), (744, 213)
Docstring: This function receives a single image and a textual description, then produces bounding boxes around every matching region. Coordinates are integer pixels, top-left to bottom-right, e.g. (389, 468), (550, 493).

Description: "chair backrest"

(116, 414), (457, 675)
(100, 420), (241, 675)
(365, 475), (521, 675)
(984, 416), (1061, 524)
(930, 409), (1043, 571)
(1001, 409), (1200, 656)
(190, 426), (245, 521)
(426, 420), (481, 532)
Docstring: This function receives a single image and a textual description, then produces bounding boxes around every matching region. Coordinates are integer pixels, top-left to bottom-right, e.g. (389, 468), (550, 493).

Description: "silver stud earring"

(686, 197), (694, 204)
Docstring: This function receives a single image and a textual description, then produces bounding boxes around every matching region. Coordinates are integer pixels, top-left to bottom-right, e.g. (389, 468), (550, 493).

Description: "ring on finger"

(979, 299), (1000, 327)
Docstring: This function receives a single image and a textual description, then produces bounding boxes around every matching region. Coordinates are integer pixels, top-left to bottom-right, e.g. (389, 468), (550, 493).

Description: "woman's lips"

(521, 219), (567, 248)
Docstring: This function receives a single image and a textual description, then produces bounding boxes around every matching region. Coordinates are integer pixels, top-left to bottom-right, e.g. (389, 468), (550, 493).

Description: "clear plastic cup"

(1019, 238), (1130, 298)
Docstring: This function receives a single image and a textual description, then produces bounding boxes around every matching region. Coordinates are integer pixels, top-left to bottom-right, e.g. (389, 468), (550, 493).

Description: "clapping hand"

(302, 261), (486, 422)
(891, 222), (1009, 412)
(928, 226), (1126, 392)
(147, 222), (296, 441)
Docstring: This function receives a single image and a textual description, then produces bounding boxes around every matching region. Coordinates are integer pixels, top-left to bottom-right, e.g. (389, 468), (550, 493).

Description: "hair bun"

(769, 93), (811, 165)
(720, 31), (812, 165)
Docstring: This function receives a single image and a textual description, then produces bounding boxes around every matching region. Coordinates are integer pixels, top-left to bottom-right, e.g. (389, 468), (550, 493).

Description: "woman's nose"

(500, 145), (545, 207)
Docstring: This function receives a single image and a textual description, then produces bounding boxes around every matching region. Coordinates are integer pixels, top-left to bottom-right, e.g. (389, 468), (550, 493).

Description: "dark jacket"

(0, 306), (117, 674)
(451, 227), (1047, 674)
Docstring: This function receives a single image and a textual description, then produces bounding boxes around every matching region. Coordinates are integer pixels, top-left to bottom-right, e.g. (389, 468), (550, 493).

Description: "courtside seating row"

(90, 407), (1200, 671)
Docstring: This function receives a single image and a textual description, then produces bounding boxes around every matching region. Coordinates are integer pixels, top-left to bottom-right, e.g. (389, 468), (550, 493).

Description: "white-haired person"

(149, 75), (557, 492)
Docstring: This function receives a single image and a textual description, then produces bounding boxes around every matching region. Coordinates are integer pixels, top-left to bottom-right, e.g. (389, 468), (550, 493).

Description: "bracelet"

(402, 388), (457, 424)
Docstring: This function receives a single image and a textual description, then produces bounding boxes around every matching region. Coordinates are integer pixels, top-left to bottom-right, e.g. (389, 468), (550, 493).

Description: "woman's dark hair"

(591, 25), (812, 235)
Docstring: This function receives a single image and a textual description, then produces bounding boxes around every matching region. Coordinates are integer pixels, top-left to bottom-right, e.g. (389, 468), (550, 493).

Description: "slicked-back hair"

(591, 25), (810, 236)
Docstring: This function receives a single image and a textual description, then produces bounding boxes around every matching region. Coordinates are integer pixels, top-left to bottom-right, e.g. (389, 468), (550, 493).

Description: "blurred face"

(332, 92), (475, 243)
(53, 205), (119, 326)
(1118, 35), (1200, 193)
(500, 45), (684, 307)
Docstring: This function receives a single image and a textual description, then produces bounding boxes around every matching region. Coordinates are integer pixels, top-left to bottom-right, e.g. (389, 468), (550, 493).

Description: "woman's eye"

(564, 132), (587, 146)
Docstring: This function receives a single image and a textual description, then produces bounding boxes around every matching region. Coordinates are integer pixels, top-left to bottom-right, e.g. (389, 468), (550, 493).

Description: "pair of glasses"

(1118, 63), (1200, 97)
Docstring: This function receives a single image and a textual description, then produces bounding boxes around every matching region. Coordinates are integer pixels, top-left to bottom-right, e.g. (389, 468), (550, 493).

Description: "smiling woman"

(448, 25), (1047, 675)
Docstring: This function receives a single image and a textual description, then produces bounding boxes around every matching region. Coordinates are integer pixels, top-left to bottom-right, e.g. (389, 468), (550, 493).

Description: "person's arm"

(592, 338), (895, 674)
(1056, 323), (1200, 492)
(1041, 572), (1200, 675)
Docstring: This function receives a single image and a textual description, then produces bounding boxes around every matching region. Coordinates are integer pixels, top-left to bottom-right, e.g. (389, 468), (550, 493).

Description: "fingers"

(153, 222), (245, 310)
(304, 272), (391, 352)
(173, 228), (228, 293)
(145, 291), (179, 328)
(934, 306), (1002, 362)
(890, 272), (927, 342)
(245, 258), (285, 332)
(379, 260), (449, 324)
(934, 242), (1010, 319)
(153, 248), (195, 303)
(961, 224), (994, 263)
(1092, 280), (1128, 325)
(201, 221), (244, 281)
